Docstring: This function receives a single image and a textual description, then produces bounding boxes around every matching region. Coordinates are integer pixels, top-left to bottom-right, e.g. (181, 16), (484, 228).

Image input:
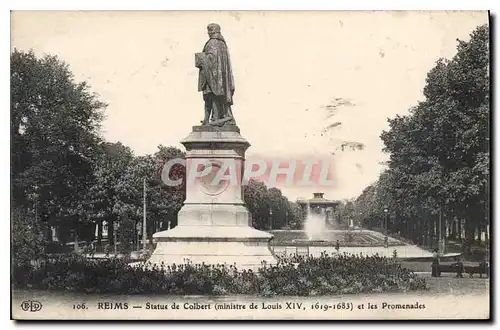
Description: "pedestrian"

(456, 256), (464, 278)
(431, 248), (440, 277)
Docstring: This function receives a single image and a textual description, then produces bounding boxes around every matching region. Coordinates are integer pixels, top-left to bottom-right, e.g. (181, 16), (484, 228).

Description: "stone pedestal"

(148, 125), (277, 271)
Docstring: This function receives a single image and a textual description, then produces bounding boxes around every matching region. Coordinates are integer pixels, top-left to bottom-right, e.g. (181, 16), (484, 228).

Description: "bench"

(437, 263), (458, 274)
(464, 263), (489, 278)
(435, 262), (489, 278)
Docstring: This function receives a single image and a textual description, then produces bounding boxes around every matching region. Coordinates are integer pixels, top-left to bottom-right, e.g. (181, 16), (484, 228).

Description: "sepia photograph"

(10, 10), (490, 320)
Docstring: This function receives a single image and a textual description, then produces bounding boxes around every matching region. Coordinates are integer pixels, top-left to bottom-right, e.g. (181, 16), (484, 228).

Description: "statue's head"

(207, 23), (221, 37)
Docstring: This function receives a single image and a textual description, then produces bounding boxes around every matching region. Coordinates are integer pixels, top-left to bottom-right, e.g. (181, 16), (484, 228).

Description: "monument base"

(147, 125), (277, 271)
(149, 225), (277, 271)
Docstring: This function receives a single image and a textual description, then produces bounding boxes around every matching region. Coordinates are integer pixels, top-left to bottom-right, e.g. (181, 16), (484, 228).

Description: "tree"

(88, 142), (134, 245)
(12, 208), (46, 266)
(113, 145), (186, 240)
(153, 145), (186, 230)
(337, 199), (355, 226)
(287, 202), (306, 229)
(243, 180), (298, 230)
(243, 179), (269, 229)
(117, 215), (136, 254)
(11, 49), (106, 241)
(371, 25), (489, 250)
(267, 187), (288, 229)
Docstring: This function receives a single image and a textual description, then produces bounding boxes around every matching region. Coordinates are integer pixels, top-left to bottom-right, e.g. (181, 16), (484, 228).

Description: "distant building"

(296, 193), (342, 228)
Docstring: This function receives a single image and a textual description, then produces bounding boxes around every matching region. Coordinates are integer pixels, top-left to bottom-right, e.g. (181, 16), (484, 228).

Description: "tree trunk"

(97, 220), (103, 245)
(405, 217), (409, 240)
(430, 215), (436, 247)
(441, 204), (446, 252)
(476, 223), (482, 245)
(450, 217), (457, 240)
(457, 218), (462, 242)
(413, 220), (418, 244)
(109, 219), (114, 245)
(423, 217), (428, 246)
(484, 222), (490, 263)
(465, 218), (474, 253)
(46, 223), (52, 242)
(443, 208), (447, 239)
(484, 223), (489, 247)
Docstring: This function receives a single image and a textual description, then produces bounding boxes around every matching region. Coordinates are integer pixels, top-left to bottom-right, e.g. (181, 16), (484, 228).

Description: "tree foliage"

(12, 208), (46, 266)
(11, 49), (106, 239)
(113, 145), (185, 235)
(10, 48), (308, 260)
(354, 25), (489, 249)
(243, 180), (303, 230)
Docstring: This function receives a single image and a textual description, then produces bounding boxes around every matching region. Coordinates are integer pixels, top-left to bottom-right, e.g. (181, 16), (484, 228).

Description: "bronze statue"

(195, 23), (236, 126)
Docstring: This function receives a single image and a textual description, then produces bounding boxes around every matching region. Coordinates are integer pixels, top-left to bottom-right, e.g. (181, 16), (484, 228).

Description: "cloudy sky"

(11, 11), (488, 201)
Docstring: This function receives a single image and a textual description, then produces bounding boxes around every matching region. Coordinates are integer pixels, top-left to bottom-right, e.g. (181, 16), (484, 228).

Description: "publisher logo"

(20, 300), (42, 312)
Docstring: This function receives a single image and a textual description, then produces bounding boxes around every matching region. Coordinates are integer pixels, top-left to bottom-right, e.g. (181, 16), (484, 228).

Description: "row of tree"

(11, 49), (106, 244)
(11, 49), (304, 251)
(351, 25), (489, 251)
(244, 180), (305, 230)
(14, 24), (487, 254)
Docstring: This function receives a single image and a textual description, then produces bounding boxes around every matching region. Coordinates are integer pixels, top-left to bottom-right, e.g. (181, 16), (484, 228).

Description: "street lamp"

(383, 208), (388, 230)
(113, 222), (120, 255)
(383, 208), (389, 248)
(136, 222), (142, 252)
(269, 209), (273, 230)
(142, 177), (147, 251)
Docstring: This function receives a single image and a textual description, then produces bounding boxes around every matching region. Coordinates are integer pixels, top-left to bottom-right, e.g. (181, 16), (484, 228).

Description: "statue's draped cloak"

(198, 35), (235, 105)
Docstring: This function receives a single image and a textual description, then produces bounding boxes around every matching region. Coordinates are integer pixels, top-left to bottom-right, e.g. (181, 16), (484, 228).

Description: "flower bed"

(12, 253), (427, 296)
(269, 230), (405, 247)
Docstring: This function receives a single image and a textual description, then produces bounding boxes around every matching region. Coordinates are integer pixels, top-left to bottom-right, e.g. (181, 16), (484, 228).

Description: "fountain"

(304, 202), (328, 241)
(297, 193), (341, 241)
(271, 194), (435, 260)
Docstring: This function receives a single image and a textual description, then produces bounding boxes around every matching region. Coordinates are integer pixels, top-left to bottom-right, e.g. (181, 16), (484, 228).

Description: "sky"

(11, 11), (488, 201)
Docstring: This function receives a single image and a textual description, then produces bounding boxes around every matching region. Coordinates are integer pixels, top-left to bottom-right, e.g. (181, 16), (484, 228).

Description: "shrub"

(12, 253), (427, 295)
(117, 217), (136, 254)
(11, 208), (46, 267)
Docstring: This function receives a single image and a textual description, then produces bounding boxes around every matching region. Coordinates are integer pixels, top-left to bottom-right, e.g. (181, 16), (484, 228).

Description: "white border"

(5, 0), (496, 10)
(3, 1), (497, 329)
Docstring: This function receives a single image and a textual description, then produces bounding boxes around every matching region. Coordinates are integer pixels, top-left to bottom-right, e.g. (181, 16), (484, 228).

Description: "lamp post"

(142, 177), (147, 251)
(383, 208), (389, 248)
(269, 209), (273, 230)
(113, 222), (119, 255)
(136, 222), (142, 252)
(438, 203), (444, 255)
(383, 208), (389, 231)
